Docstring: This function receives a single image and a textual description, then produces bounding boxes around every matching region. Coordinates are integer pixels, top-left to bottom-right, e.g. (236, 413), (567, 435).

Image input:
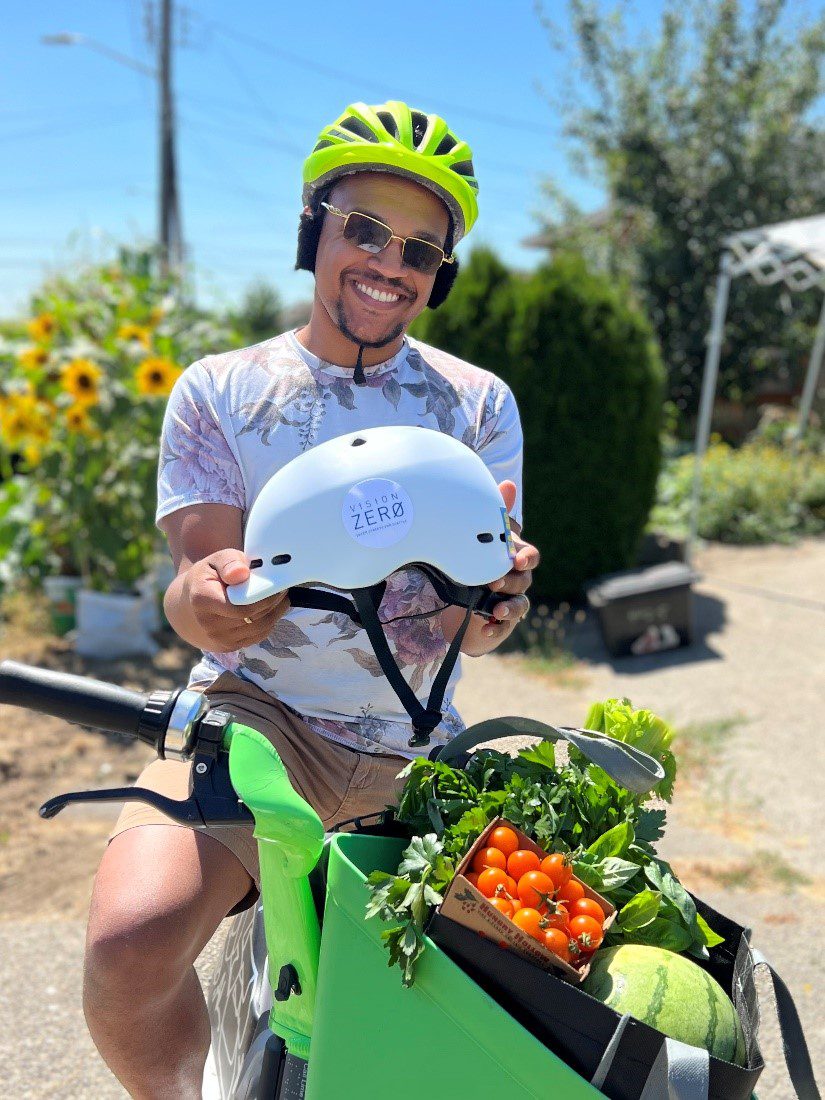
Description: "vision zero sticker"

(342, 478), (413, 548)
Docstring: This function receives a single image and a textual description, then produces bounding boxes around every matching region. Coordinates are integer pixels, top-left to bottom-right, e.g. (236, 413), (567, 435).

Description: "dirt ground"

(0, 538), (823, 1098)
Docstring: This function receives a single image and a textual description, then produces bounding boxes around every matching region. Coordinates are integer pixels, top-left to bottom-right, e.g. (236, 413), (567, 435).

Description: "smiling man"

(82, 101), (540, 1098)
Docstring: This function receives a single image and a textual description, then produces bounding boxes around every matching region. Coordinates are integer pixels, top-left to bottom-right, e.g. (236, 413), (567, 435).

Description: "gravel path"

(1, 538), (822, 1097)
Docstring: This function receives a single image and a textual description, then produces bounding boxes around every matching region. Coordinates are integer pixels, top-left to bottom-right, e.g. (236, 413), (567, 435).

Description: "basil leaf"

(646, 861), (699, 930)
(587, 820), (634, 860)
(696, 912), (725, 948)
(617, 890), (661, 931)
(628, 916), (693, 952)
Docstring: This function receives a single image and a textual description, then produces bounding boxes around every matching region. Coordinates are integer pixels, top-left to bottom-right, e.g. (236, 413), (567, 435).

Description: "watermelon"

(582, 945), (747, 1067)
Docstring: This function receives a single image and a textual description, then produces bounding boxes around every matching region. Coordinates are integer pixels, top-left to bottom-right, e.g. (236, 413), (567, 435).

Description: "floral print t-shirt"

(157, 329), (523, 759)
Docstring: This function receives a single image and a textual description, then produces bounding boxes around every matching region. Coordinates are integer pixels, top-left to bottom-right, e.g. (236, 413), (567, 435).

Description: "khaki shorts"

(111, 671), (408, 913)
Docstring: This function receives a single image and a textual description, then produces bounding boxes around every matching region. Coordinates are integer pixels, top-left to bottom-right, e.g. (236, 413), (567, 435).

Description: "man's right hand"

(180, 549), (290, 652)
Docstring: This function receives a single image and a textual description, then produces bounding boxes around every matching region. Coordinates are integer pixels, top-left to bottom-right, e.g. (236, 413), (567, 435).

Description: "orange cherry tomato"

(489, 826), (519, 857)
(542, 927), (571, 961)
(557, 879), (585, 906)
(505, 875), (519, 898)
(570, 897), (605, 925)
(541, 904), (569, 931)
(472, 847), (507, 874)
(517, 870), (555, 911)
(540, 852), (573, 889)
(489, 896), (514, 918)
(465, 871), (480, 888)
(507, 849), (541, 880)
(569, 914), (604, 953)
(510, 898), (523, 914)
(512, 907), (544, 940)
(477, 867), (509, 898)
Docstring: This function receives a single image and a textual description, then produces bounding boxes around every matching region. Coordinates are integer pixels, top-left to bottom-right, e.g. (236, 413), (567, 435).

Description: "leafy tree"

(535, 0), (825, 421)
(231, 279), (284, 344)
(415, 248), (664, 599)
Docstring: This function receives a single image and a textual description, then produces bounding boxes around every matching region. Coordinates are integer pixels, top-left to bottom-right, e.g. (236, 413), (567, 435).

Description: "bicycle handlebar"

(0, 660), (186, 754)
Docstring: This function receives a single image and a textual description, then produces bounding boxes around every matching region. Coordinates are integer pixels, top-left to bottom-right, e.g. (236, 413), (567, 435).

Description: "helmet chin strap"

(354, 344), (366, 385)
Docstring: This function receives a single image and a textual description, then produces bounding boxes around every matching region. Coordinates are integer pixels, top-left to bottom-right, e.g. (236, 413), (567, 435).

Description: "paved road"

(1, 539), (822, 1097)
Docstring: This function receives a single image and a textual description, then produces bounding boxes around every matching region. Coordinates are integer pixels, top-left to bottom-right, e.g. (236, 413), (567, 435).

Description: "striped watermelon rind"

(582, 944), (747, 1067)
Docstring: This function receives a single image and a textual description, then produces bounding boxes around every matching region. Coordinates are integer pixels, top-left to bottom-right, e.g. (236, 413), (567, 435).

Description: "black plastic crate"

(585, 561), (700, 657)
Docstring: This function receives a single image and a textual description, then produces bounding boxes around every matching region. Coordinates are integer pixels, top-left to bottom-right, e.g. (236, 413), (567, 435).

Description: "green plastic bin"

(306, 833), (601, 1100)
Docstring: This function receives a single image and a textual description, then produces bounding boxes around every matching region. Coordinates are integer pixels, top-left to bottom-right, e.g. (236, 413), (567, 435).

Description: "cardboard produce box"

(439, 816), (615, 982)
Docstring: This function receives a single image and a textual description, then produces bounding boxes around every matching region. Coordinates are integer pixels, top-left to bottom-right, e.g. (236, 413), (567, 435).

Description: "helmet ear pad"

(295, 199), (459, 310)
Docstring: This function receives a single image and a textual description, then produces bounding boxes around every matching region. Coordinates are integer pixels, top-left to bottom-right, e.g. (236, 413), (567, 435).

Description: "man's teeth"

(355, 282), (400, 303)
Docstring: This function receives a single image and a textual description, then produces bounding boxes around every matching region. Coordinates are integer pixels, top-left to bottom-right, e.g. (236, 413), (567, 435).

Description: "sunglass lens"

(401, 238), (443, 274)
(345, 212), (392, 254)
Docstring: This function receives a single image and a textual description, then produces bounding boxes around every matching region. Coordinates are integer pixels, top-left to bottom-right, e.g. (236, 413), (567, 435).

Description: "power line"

(206, 20), (550, 138)
(3, 106), (148, 144)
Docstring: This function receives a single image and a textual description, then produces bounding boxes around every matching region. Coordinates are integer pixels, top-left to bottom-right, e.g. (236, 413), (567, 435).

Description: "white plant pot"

(74, 588), (159, 659)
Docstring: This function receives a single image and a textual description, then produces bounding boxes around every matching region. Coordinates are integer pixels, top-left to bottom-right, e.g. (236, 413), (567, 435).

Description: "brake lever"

(39, 786), (204, 823)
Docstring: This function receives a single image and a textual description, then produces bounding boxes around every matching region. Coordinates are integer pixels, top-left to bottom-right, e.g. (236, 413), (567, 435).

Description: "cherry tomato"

(517, 870), (555, 911)
(570, 897), (605, 925)
(489, 826), (519, 857)
(541, 903), (569, 931)
(477, 867), (509, 898)
(512, 907), (544, 940)
(505, 875), (519, 898)
(465, 871), (480, 888)
(507, 849), (541, 880)
(569, 915), (604, 953)
(472, 847), (507, 874)
(557, 879), (586, 906)
(540, 852), (573, 889)
(542, 927), (571, 961)
(510, 898), (523, 914)
(489, 895), (514, 918)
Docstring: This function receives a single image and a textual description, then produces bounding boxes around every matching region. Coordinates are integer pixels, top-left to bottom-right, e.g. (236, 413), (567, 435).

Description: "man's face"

(312, 172), (450, 349)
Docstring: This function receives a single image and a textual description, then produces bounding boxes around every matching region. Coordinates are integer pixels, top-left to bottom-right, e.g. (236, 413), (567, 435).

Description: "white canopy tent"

(689, 213), (825, 551)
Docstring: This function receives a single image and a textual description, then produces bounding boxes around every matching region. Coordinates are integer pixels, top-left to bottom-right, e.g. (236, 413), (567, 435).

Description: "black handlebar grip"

(0, 660), (150, 737)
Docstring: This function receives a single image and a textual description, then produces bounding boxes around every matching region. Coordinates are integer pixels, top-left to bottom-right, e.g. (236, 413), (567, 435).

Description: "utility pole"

(157, 0), (183, 275)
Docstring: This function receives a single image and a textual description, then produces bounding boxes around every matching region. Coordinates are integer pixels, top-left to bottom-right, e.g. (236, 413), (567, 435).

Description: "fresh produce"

(366, 698), (722, 986)
(583, 945), (747, 1066)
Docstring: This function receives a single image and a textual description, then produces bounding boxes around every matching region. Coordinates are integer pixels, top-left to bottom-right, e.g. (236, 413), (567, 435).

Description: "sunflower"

(0, 393), (52, 451)
(117, 322), (152, 349)
(26, 312), (57, 343)
(135, 357), (181, 397)
(65, 402), (97, 436)
(61, 358), (102, 406)
(18, 346), (49, 370)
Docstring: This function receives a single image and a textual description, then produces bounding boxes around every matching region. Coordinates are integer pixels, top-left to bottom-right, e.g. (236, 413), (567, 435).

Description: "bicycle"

(2, 659), (817, 1099)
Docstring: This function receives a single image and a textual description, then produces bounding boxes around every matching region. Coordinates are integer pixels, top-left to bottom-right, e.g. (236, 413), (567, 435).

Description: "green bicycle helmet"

(303, 101), (479, 242)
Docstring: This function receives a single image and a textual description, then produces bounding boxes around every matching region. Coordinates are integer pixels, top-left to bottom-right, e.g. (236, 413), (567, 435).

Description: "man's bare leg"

(84, 825), (253, 1100)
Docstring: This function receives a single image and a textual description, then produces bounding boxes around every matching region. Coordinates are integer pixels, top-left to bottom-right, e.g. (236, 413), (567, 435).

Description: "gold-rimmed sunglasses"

(321, 202), (454, 275)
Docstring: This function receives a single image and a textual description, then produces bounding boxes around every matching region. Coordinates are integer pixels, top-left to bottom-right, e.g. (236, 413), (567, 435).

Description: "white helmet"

(227, 425), (516, 747)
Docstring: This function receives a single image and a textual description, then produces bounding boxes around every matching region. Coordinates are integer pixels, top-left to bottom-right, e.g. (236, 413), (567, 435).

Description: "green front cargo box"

(306, 833), (600, 1099)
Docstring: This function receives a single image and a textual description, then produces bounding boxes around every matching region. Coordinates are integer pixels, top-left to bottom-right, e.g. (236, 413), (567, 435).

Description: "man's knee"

(84, 825), (251, 1006)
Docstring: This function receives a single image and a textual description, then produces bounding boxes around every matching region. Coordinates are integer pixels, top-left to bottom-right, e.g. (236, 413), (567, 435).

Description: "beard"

(334, 294), (407, 350)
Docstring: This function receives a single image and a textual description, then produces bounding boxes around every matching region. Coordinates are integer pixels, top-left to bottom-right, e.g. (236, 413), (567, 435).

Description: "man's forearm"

(163, 569), (215, 651)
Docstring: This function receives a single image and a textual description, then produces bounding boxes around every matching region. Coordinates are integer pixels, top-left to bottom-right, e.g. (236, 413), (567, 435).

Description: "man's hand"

(478, 479), (540, 640)
(175, 549), (290, 652)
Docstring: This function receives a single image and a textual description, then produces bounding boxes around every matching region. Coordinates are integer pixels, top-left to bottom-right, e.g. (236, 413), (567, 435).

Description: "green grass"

(676, 715), (747, 776)
(712, 851), (811, 890)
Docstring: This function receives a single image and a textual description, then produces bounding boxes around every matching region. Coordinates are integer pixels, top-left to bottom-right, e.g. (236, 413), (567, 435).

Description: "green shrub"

(415, 249), (665, 600)
(650, 441), (825, 544)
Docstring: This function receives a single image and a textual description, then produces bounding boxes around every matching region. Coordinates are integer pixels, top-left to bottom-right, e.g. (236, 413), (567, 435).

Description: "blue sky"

(1, 0), (811, 318)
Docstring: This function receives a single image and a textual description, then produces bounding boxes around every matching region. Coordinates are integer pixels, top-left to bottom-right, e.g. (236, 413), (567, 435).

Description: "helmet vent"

(376, 110), (399, 138)
(249, 558), (263, 569)
(410, 110), (429, 147)
(340, 115), (379, 142)
(351, 437), (367, 446)
(477, 532), (494, 543)
(433, 133), (458, 157)
(313, 139), (334, 152)
(451, 159), (476, 178)
(271, 554), (292, 566)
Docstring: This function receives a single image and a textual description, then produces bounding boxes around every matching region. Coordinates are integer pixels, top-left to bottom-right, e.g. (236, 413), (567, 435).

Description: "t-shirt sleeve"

(155, 360), (246, 528)
(477, 378), (524, 529)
